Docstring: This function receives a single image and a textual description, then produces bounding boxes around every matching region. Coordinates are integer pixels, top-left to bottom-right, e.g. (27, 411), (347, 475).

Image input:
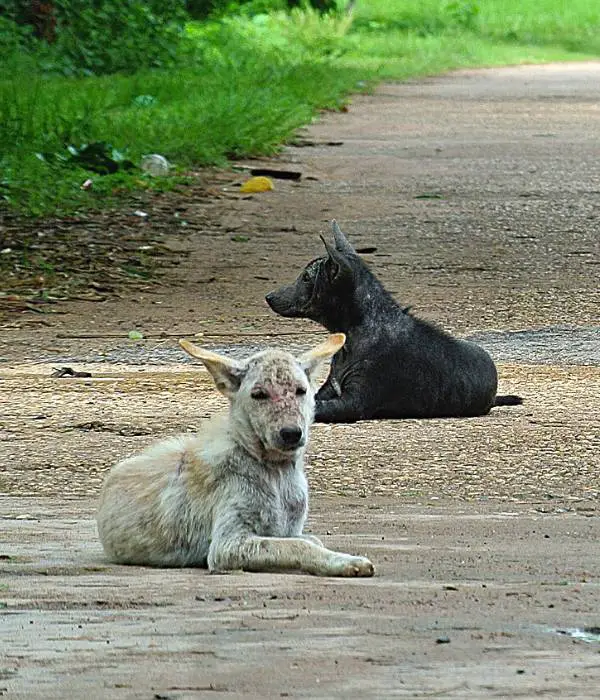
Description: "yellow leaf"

(239, 176), (275, 193)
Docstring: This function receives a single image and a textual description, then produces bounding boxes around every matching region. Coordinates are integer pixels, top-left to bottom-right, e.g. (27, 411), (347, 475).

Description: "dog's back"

(97, 432), (218, 566)
(360, 314), (499, 419)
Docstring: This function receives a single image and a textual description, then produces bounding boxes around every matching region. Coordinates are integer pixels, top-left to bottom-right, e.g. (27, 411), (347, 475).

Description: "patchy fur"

(96, 334), (375, 577)
(266, 220), (522, 423)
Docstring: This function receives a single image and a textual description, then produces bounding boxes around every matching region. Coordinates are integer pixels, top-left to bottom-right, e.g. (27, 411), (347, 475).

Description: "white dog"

(96, 334), (374, 577)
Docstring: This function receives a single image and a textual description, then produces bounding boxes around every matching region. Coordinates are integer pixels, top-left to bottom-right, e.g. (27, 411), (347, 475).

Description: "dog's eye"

(302, 271), (312, 283)
(251, 389), (269, 400)
(295, 387), (307, 396)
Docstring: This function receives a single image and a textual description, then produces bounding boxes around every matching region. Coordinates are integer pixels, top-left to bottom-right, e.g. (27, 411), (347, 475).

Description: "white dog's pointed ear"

(298, 333), (345, 384)
(179, 339), (245, 397)
(331, 220), (356, 254)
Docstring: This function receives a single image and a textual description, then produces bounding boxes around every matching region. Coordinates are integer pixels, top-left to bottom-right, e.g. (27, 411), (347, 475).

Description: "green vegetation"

(354, 0), (599, 50)
(349, 0), (600, 74)
(1, 0), (598, 216)
(0, 0), (187, 75)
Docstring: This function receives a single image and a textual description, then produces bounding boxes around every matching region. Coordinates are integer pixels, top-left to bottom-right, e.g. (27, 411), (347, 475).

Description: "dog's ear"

(331, 220), (356, 254)
(298, 333), (345, 385)
(179, 340), (245, 397)
(320, 235), (352, 282)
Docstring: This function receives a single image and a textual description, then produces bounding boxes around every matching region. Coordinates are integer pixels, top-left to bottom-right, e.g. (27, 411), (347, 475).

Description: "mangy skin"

(266, 221), (521, 424)
(96, 338), (375, 577)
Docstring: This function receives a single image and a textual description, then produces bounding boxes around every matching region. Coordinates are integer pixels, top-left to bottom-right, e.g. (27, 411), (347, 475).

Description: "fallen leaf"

(415, 192), (444, 199)
(239, 176), (274, 193)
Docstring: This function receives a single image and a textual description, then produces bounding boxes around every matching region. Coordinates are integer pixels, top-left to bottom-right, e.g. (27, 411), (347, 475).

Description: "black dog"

(266, 221), (522, 423)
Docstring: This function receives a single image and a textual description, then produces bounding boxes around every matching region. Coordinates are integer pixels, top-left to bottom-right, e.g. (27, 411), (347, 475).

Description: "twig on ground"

(56, 330), (324, 340)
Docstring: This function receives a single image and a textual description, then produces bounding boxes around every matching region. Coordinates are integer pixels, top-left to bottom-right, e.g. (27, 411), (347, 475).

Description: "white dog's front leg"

(209, 535), (374, 577)
(299, 534), (324, 547)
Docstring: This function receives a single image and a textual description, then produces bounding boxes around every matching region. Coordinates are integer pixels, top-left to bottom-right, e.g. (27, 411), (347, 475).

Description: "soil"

(1, 62), (600, 699)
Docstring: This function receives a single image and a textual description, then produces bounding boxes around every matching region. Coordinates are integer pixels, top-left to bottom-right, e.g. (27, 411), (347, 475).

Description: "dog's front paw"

(329, 553), (375, 578)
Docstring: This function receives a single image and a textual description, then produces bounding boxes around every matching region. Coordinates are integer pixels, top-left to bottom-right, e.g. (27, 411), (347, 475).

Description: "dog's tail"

(494, 394), (523, 407)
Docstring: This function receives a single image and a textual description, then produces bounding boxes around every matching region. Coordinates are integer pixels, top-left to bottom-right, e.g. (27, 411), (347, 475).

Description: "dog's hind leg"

(209, 535), (374, 577)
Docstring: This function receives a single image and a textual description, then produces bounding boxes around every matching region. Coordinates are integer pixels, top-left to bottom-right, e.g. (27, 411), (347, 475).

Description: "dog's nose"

(279, 426), (303, 447)
(265, 292), (274, 307)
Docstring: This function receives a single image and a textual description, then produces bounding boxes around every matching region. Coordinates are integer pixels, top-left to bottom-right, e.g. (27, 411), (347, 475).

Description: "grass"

(353, 0), (600, 52)
(342, 0), (599, 78)
(0, 15), (366, 215)
(0, 0), (598, 216)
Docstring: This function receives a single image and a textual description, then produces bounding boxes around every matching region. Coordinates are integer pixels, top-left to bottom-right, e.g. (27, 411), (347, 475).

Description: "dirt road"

(2, 63), (600, 698)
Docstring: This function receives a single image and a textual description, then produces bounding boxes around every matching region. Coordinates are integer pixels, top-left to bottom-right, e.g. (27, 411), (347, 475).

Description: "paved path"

(1, 63), (600, 699)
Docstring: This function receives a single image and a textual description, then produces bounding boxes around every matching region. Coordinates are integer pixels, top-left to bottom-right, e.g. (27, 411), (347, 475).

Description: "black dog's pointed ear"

(331, 220), (356, 255)
(319, 235), (338, 264)
(320, 234), (352, 281)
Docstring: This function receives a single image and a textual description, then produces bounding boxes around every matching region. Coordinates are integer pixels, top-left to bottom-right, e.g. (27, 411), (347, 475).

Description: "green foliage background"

(0, 0), (598, 215)
(1, 0), (187, 75)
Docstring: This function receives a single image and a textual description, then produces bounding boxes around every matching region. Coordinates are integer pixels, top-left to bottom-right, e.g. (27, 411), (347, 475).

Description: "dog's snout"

(265, 286), (302, 318)
(265, 290), (283, 312)
(279, 426), (303, 448)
